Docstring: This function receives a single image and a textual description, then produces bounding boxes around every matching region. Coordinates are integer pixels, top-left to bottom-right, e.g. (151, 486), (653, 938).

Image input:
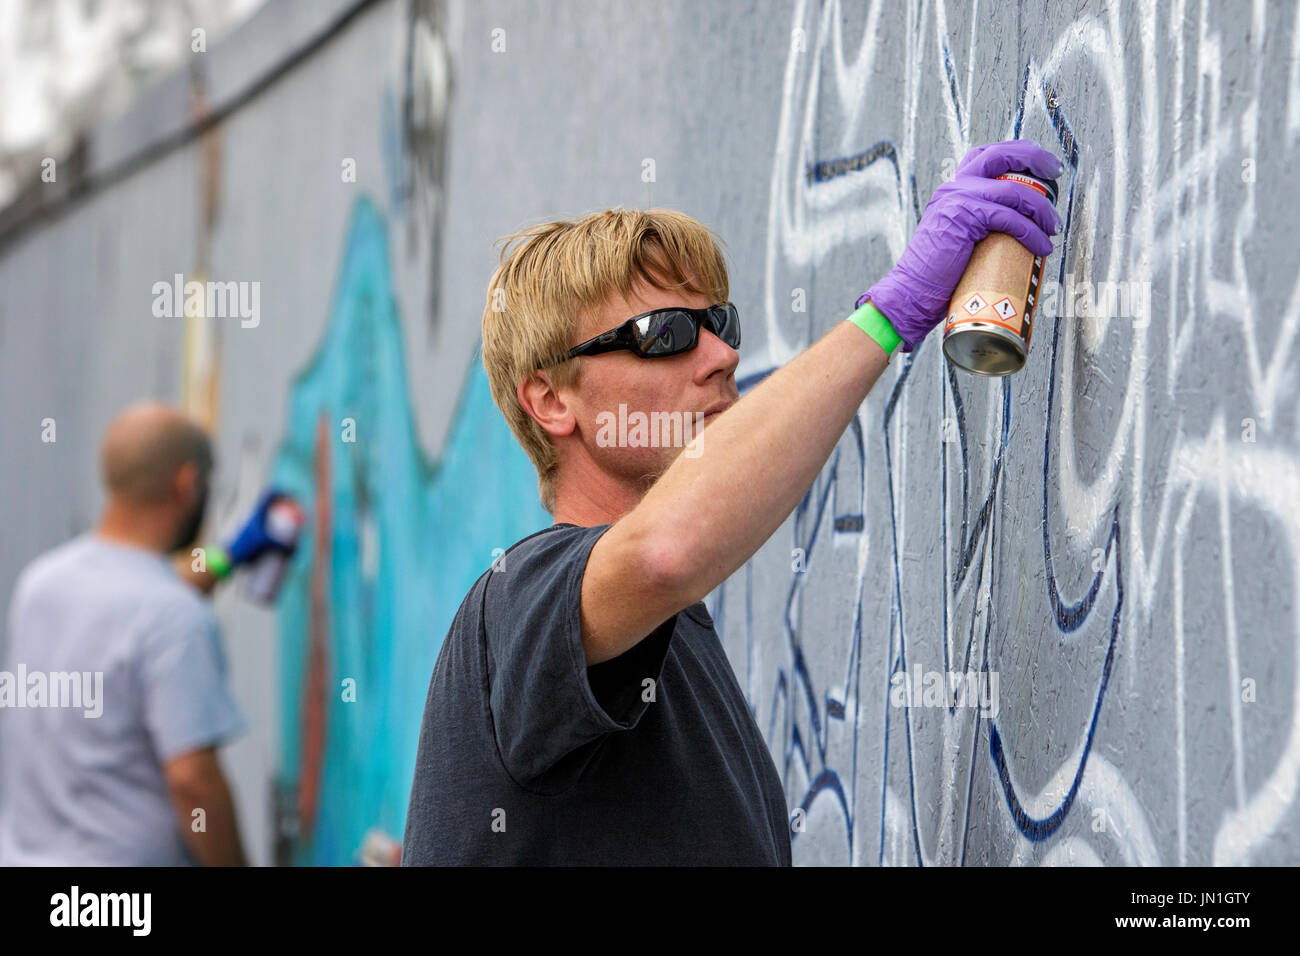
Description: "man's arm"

(173, 556), (218, 596)
(580, 139), (1063, 667)
(580, 321), (888, 665)
(173, 490), (298, 598)
(162, 747), (248, 866)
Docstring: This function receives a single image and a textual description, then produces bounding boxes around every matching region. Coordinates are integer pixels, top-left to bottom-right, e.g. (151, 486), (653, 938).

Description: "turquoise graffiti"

(267, 196), (549, 865)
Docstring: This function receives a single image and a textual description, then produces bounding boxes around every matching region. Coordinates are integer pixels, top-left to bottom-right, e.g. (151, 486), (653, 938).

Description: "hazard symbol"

(963, 293), (987, 315)
(992, 297), (1018, 320)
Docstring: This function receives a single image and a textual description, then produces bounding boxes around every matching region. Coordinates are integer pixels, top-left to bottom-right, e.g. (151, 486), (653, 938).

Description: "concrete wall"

(1, 0), (1296, 866)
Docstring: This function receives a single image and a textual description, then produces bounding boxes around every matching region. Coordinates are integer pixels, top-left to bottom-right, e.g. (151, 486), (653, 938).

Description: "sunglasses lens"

(718, 304), (740, 348)
(627, 306), (740, 358)
(635, 312), (694, 356)
(705, 303), (740, 348)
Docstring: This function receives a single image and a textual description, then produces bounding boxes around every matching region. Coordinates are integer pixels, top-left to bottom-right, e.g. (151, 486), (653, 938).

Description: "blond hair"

(481, 207), (729, 514)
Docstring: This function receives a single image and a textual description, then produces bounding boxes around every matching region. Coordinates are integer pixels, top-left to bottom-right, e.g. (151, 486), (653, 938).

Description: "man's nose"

(695, 327), (739, 382)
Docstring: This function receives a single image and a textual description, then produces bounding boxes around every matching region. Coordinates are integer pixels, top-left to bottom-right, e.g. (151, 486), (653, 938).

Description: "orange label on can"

(944, 290), (1027, 335)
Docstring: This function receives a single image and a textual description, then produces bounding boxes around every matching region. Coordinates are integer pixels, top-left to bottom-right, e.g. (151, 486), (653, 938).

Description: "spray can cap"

(266, 498), (304, 546)
(1000, 169), (1059, 205)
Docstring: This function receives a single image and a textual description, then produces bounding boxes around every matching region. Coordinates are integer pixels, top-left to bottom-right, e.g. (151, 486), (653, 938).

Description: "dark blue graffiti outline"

(987, 70), (1123, 842)
(710, 50), (1123, 863)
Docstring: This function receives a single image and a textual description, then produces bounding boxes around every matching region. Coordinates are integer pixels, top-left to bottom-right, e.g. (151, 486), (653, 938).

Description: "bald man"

(0, 402), (290, 866)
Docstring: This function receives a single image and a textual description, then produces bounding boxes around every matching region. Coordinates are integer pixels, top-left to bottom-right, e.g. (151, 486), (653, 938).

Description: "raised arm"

(578, 139), (1064, 665)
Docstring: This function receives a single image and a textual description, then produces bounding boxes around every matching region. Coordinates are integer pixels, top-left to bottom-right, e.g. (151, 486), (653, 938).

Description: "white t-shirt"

(0, 534), (245, 865)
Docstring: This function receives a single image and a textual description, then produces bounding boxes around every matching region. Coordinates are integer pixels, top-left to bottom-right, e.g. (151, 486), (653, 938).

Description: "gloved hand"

(858, 139), (1064, 352)
(225, 489), (297, 567)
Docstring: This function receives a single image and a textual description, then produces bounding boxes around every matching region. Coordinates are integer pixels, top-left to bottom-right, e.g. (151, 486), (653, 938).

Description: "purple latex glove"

(858, 139), (1064, 352)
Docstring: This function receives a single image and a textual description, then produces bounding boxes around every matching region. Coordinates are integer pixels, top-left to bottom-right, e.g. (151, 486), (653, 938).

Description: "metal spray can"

(941, 171), (1059, 376)
(243, 497), (304, 604)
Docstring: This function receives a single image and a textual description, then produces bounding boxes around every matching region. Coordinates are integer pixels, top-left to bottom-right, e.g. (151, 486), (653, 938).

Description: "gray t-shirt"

(0, 534), (245, 865)
(401, 523), (792, 865)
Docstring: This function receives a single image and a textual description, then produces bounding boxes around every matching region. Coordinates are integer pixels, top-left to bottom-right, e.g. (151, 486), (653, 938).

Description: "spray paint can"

(243, 497), (304, 604)
(941, 171), (1059, 376)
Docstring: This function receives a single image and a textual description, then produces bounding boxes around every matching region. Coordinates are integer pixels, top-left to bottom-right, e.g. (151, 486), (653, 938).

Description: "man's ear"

(173, 460), (201, 504)
(518, 372), (577, 439)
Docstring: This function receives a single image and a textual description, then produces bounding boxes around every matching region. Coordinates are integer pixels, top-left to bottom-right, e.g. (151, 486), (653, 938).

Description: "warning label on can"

(945, 290), (1027, 335)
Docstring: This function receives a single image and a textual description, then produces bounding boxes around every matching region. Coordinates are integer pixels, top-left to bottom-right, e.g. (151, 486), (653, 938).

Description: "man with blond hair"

(402, 140), (1063, 865)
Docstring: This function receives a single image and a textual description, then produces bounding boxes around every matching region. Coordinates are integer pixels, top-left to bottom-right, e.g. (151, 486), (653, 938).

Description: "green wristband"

(205, 545), (233, 580)
(845, 301), (902, 357)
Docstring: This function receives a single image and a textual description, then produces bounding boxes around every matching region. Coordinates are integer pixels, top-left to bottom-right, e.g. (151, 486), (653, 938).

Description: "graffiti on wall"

(261, 0), (1299, 867)
(268, 196), (546, 865)
(382, 0), (451, 331)
(707, 0), (1300, 866)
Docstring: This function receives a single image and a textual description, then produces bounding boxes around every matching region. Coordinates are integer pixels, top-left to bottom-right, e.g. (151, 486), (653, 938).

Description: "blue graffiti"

(712, 60), (1122, 864)
(268, 196), (548, 865)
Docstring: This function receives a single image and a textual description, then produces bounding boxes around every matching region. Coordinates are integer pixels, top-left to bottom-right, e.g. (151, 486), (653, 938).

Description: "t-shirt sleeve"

(482, 524), (675, 788)
(139, 600), (246, 763)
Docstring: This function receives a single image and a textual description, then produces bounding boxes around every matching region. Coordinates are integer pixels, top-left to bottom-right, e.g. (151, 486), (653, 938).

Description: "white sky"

(0, 0), (265, 207)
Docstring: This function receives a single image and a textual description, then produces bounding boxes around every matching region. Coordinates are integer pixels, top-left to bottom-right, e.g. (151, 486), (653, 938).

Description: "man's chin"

(167, 536), (198, 555)
(169, 517), (206, 554)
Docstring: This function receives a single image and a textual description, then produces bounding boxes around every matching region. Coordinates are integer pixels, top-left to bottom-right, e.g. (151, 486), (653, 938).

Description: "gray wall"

(1, 0), (1297, 866)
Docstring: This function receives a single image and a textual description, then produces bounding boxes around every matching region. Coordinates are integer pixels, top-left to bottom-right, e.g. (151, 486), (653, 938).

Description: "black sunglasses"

(547, 302), (741, 366)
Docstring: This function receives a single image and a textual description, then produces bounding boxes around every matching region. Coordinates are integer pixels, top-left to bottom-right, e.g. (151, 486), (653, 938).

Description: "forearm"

(632, 318), (890, 603)
(174, 491), (299, 598)
(173, 553), (219, 596)
(171, 781), (248, 866)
